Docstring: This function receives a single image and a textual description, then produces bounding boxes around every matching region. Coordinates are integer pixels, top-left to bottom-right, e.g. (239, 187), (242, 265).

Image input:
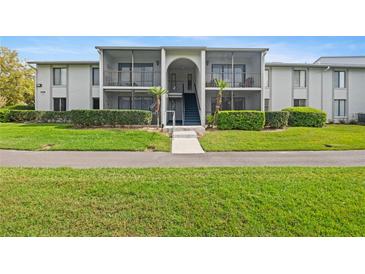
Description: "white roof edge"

(27, 61), (99, 65)
(266, 62), (365, 68)
(95, 46), (268, 52)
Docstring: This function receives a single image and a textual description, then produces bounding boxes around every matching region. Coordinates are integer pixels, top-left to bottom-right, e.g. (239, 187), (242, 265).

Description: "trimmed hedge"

(6, 104), (35, 110)
(69, 110), (152, 127)
(265, 111), (289, 129)
(1, 109), (153, 126)
(5, 110), (70, 123)
(0, 109), (10, 122)
(217, 111), (265, 130)
(282, 107), (326, 127)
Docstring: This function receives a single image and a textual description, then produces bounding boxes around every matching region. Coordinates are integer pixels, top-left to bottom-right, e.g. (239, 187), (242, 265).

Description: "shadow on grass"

(18, 123), (72, 129)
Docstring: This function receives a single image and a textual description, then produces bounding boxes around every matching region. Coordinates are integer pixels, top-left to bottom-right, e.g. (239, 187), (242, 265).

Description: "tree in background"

(0, 47), (35, 107)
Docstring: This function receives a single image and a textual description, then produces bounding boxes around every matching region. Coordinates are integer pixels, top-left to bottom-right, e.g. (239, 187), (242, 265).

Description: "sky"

(1, 36), (364, 63)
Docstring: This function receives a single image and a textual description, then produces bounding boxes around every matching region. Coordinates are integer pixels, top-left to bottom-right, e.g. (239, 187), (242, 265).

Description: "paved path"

(1, 150), (364, 168)
(171, 131), (204, 154)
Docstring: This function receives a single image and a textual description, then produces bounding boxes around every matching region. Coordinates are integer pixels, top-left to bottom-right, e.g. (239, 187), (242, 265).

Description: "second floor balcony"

(104, 70), (161, 87)
(205, 50), (262, 88)
(206, 72), (261, 88)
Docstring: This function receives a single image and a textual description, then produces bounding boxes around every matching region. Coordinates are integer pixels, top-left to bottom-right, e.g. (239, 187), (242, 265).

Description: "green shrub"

(6, 110), (70, 123)
(265, 111), (289, 129)
(69, 110), (152, 127)
(282, 107), (326, 127)
(6, 104), (35, 110)
(0, 109), (10, 122)
(217, 111), (265, 130)
(206, 114), (214, 128)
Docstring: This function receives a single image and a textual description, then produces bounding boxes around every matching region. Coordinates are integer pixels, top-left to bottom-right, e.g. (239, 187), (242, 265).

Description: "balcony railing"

(206, 72), (261, 88)
(104, 70), (161, 87)
(168, 81), (185, 93)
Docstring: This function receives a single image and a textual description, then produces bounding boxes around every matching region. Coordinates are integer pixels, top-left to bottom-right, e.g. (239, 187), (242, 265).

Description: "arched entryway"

(166, 58), (201, 125)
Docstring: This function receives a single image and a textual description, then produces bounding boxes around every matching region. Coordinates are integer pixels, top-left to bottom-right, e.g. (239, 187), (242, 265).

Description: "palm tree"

(148, 86), (168, 127)
(214, 79), (228, 125)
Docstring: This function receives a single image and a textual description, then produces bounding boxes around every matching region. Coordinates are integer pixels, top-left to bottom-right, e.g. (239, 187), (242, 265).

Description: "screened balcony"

(205, 51), (262, 88)
(103, 49), (161, 87)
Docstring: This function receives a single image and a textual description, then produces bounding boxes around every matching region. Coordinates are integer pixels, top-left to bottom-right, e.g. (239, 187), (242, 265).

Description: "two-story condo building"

(29, 47), (365, 126)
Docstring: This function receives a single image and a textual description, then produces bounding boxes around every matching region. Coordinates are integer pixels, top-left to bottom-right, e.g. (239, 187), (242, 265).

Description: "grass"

(0, 123), (170, 151)
(0, 167), (364, 236)
(200, 125), (365, 151)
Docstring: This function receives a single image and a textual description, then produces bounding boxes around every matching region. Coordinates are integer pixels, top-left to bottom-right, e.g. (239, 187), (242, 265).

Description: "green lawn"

(1, 167), (364, 236)
(200, 125), (365, 151)
(0, 123), (170, 151)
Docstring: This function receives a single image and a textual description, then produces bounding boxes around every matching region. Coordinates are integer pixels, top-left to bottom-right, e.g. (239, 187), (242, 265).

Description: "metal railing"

(205, 72), (261, 88)
(104, 70), (161, 87)
(166, 110), (176, 131)
(194, 82), (201, 111)
(168, 81), (185, 93)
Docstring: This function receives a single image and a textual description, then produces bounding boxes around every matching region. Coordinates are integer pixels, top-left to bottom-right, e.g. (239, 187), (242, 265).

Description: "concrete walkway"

(1, 150), (364, 168)
(171, 131), (204, 154)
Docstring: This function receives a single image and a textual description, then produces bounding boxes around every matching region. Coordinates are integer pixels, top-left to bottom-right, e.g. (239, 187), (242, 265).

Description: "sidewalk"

(1, 150), (364, 168)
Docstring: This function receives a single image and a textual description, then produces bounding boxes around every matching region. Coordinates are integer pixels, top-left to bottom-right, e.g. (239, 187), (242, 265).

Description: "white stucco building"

(29, 47), (365, 125)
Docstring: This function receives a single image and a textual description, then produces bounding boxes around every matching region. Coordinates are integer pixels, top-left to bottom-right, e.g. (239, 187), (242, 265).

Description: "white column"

(160, 48), (167, 126)
(200, 50), (206, 126)
(99, 49), (104, 109)
(260, 51), (266, 111)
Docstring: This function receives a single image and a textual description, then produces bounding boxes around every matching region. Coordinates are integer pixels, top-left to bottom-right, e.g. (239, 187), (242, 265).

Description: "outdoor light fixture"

(156, 60), (160, 66)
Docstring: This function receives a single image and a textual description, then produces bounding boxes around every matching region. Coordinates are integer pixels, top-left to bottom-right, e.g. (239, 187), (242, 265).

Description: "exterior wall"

(34, 49), (364, 126)
(68, 65), (92, 109)
(322, 70), (333, 120)
(348, 69), (365, 120)
(270, 67), (292, 110)
(266, 65), (365, 122)
(308, 68), (322, 110)
(35, 65), (51, 110)
(35, 64), (98, 111)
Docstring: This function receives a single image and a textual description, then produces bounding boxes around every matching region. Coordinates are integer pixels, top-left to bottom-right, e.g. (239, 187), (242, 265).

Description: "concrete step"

(172, 130), (197, 139)
(163, 126), (206, 135)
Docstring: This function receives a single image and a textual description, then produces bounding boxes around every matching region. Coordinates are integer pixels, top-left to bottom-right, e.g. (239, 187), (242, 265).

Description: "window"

(265, 99), (270, 111)
(335, 71), (346, 88)
(134, 63), (154, 86)
(134, 96), (154, 111)
(233, 97), (245, 110)
(211, 96), (231, 112)
(53, 98), (66, 111)
(264, 70), (269, 88)
(118, 63), (132, 86)
(92, 98), (100, 109)
(233, 65), (246, 87)
(294, 70), (306, 88)
(334, 99), (346, 117)
(294, 99), (306, 107)
(212, 64), (232, 85)
(92, 68), (99, 86)
(187, 74), (192, 90)
(170, 73), (177, 88)
(53, 68), (67, 86)
(118, 96), (131, 109)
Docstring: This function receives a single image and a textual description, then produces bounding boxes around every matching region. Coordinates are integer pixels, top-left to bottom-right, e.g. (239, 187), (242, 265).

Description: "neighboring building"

(29, 48), (365, 126)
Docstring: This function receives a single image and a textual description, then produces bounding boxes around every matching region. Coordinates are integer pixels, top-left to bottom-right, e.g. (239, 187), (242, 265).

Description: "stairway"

(184, 93), (201, 125)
